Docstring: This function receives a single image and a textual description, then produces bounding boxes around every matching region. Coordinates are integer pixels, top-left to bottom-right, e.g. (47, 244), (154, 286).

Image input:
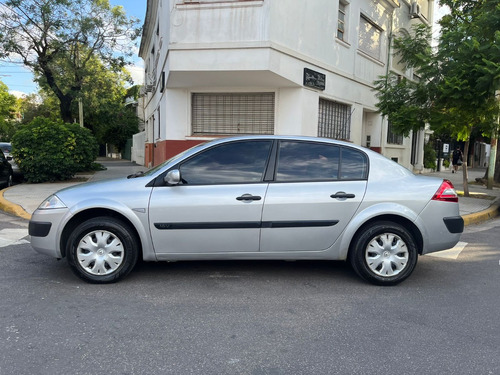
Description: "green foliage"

(0, 0), (140, 122)
(0, 80), (17, 140)
(424, 141), (437, 170)
(375, 0), (499, 141)
(17, 93), (61, 125)
(11, 117), (98, 183)
(66, 122), (100, 171)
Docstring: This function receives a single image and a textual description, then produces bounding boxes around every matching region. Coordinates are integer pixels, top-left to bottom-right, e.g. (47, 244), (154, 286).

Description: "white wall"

(139, 0), (434, 169)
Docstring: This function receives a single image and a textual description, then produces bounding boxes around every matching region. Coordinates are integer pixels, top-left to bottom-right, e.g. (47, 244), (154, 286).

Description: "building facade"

(139, 0), (433, 169)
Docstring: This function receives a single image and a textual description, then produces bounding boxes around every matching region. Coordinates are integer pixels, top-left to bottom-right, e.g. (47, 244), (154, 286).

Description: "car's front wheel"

(349, 221), (418, 286)
(66, 217), (139, 283)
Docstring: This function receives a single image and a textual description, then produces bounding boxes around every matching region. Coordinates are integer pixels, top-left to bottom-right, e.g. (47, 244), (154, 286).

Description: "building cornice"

(378, 0), (401, 10)
(139, 0), (158, 58)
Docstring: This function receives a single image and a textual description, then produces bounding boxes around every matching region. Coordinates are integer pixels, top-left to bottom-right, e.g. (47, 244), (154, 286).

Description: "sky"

(0, 0), (147, 97)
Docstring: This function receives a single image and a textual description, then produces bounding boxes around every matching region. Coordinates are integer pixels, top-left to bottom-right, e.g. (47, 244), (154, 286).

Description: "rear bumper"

(443, 216), (464, 234)
(418, 201), (463, 254)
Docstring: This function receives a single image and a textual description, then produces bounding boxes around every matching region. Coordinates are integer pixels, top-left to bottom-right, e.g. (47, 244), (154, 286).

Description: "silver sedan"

(29, 136), (463, 285)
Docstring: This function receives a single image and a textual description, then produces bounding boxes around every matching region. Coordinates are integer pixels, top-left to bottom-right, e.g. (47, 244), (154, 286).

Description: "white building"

(139, 0), (433, 168)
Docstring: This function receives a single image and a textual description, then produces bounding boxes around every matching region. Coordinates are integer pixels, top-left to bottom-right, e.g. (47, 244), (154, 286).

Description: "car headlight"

(38, 195), (67, 210)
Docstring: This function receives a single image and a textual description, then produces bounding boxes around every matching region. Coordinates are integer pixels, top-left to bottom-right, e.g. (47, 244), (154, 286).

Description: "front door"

(149, 140), (273, 255)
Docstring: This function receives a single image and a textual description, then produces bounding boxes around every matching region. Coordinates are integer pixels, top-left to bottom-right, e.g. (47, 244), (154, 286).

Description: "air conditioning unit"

(145, 84), (155, 93)
(410, 2), (421, 18)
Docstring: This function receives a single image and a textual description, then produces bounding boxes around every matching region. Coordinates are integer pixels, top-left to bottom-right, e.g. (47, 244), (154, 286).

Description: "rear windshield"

(0, 144), (11, 153)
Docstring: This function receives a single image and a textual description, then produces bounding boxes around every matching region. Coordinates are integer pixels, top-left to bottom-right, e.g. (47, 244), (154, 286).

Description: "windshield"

(142, 142), (207, 176)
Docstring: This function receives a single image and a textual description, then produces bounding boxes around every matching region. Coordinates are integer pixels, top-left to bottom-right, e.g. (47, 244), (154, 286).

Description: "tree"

(375, 0), (500, 196)
(34, 53), (140, 151)
(0, 80), (17, 140)
(0, 0), (140, 122)
(17, 92), (60, 124)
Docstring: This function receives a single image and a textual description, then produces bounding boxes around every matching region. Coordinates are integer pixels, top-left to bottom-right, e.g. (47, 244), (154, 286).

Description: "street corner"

(0, 187), (31, 220)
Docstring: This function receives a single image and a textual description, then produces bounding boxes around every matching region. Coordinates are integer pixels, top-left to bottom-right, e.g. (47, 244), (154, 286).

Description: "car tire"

(349, 221), (418, 286)
(66, 217), (139, 284)
(5, 173), (12, 188)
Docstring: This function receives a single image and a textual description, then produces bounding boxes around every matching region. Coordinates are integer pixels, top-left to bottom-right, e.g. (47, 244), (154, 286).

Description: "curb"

(461, 204), (500, 226)
(0, 187), (32, 220)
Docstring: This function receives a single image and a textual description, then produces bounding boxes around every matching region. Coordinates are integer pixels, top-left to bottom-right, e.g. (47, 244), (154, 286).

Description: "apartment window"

(358, 14), (382, 60)
(318, 99), (351, 140)
(387, 121), (403, 145)
(192, 93), (275, 135)
(337, 2), (347, 41)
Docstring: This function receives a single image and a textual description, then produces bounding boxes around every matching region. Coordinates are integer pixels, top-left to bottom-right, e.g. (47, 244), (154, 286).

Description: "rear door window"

(276, 141), (340, 181)
(275, 141), (368, 182)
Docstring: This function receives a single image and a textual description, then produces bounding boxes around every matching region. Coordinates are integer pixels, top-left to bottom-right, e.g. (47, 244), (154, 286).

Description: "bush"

(423, 141), (437, 170)
(11, 117), (99, 183)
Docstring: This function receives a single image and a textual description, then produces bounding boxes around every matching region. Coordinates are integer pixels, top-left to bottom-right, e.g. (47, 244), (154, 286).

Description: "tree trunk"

(39, 59), (75, 123)
(462, 140), (470, 196)
(59, 95), (74, 123)
(495, 145), (500, 183)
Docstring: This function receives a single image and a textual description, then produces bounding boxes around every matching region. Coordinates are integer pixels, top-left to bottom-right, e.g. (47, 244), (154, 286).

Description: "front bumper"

(29, 208), (69, 259)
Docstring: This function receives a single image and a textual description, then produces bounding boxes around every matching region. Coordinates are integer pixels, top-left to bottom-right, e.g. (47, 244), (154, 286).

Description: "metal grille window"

(318, 99), (351, 140)
(387, 121), (403, 145)
(192, 93), (275, 135)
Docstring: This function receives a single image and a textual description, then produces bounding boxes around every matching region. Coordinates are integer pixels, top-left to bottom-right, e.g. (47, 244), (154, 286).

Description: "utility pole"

(78, 98), (84, 127)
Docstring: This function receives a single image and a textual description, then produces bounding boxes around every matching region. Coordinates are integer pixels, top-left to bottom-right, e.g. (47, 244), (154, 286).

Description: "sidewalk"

(417, 166), (500, 225)
(0, 158), (148, 220)
(0, 161), (498, 226)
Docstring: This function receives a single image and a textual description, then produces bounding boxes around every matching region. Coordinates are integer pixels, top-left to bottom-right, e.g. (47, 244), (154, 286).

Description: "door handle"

(236, 194), (262, 201)
(330, 192), (355, 199)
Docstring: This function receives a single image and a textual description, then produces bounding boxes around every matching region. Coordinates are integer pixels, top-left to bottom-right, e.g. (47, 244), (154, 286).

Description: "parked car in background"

(29, 136), (463, 285)
(0, 149), (13, 188)
(0, 142), (21, 180)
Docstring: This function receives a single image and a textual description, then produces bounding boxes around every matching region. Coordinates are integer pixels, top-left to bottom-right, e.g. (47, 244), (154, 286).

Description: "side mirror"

(164, 169), (181, 185)
(6, 156), (12, 161)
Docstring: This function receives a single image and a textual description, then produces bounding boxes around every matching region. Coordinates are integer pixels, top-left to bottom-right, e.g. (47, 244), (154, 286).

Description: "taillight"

(432, 179), (458, 202)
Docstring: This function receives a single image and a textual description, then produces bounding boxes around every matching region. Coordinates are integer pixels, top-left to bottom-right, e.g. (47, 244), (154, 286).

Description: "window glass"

(340, 148), (368, 180)
(358, 15), (382, 60)
(387, 121), (404, 145)
(337, 2), (347, 41)
(276, 141), (340, 182)
(180, 141), (272, 184)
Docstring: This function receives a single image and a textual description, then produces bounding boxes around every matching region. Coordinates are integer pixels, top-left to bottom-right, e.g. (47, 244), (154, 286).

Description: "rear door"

(260, 141), (368, 252)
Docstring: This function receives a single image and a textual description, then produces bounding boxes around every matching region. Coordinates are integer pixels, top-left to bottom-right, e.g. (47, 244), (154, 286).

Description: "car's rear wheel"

(66, 217), (139, 283)
(349, 221), (418, 286)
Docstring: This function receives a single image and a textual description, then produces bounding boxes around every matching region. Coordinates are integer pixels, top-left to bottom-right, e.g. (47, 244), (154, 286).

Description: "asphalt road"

(0, 213), (499, 374)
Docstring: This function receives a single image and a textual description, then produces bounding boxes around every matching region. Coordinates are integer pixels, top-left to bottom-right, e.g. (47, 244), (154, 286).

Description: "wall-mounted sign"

(304, 68), (326, 91)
